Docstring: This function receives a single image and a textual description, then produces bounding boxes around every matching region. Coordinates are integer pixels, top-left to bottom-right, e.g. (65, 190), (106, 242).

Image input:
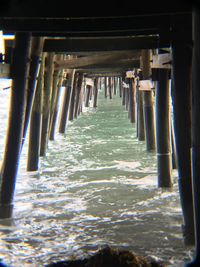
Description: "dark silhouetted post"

(27, 53), (45, 171)
(21, 37), (44, 149)
(141, 49), (156, 151)
(186, 7), (200, 266)
(171, 22), (195, 245)
(155, 68), (172, 187)
(58, 70), (74, 133)
(40, 52), (54, 156)
(93, 77), (98, 108)
(0, 32), (31, 218)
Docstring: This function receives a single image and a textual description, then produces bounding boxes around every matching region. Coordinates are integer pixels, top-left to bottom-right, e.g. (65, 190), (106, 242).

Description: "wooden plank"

(0, 63), (10, 78)
(55, 52), (140, 69)
(151, 53), (172, 69)
(0, 14), (191, 35)
(43, 36), (170, 53)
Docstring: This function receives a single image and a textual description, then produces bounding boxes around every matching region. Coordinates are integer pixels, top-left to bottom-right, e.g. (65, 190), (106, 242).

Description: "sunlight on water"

(0, 84), (195, 266)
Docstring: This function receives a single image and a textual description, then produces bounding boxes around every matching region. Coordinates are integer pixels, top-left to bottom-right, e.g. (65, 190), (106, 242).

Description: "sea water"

(0, 82), (195, 266)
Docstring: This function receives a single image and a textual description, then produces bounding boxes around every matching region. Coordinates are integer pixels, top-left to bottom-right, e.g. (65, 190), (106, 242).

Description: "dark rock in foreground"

(46, 246), (166, 267)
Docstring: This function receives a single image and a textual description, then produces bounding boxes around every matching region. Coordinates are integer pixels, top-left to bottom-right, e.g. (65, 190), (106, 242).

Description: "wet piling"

(0, 32), (32, 218)
(155, 68), (172, 187)
(171, 30), (195, 245)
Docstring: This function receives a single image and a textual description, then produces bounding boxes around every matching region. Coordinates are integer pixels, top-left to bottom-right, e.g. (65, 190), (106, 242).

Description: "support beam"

(43, 36), (170, 53)
(0, 32), (31, 218)
(186, 6), (200, 266)
(0, 13), (191, 37)
(55, 51), (140, 69)
(93, 78), (98, 108)
(21, 37), (44, 148)
(40, 52), (55, 156)
(136, 78), (145, 141)
(58, 70), (74, 133)
(141, 49), (156, 151)
(171, 31), (195, 245)
(155, 69), (172, 187)
(27, 53), (44, 171)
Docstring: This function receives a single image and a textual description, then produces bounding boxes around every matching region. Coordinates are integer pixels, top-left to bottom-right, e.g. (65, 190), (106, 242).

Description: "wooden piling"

(58, 70), (74, 133)
(104, 77), (107, 98)
(21, 37), (44, 148)
(27, 53), (44, 171)
(49, 68), (60, 139)
(68, 71), (77, 121)
(0, 32), (31, 218)
(128, 78), (136, 123)
(122, 77), (126, 106)
(141, 50), (156, 151)
(85, 84), (91, 107)
(136, 77), (145, 141)
(74, 73), (83, 118)
(171, 123), (177, 169)
(40, 52), (55, 156)
(113, 77), (117, 95)
(186, 7), (200, 266)
(108, 77), (112, 99)
(49, 68), (64, 140)
(171, 31), (195, 245)
(93, 77), (98, 108)
(155, 69), (172, 187)
(119, 77), (122, 98)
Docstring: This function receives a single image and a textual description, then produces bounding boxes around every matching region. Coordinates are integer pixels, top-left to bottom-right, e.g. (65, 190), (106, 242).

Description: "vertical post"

(104, 77), (107, 98)
(85, 84), (91, 107)
(155, 68), (172, 187)
(119, 77), (122, 98)
(122, 76), (126, 106)
(74, 72), (83, 118)
(108, 77), (112, 99)
(136, 77), (145, 141)
(187, 7), (200, 266)
(40, 52), (54, 156)
(68, 71), (77, 121)
(141, 49), (156, 151)
(27, 53), (44, 171)
(93, 77), (98, 108)
(21, 37), (44, 148)
(0, 32), (31, 218)
(49, 68), (60, 139)
(125, 80), (129, 111)
(113, 77), (117, 95)
(58, 70), (74, 134)
(171, 123), (177, 169)
(171, 24), (195, 245)
(128, 78), (136, 123)
(49, 67), (64, 140)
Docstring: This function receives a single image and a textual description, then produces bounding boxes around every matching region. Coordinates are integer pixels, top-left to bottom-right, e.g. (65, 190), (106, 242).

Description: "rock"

(46, 246), (166, 267)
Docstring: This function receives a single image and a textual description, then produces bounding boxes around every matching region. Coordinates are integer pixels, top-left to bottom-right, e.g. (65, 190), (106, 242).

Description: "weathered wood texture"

(141, 49), (156, 151)
(43, 36), (169, 52)
(171, 34), (195, 245)
(27, 53), (45, 171)
(21, 37), (44, 148)
(58, 70), (74, 133)
(155, 69), (172, 187)
(187, 7), (200, 266)
(40, 52), (55, 156)
(0, 32), (31, 218)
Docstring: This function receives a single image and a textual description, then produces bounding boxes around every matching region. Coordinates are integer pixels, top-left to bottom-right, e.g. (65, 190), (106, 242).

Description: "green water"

(0, 86), (195, 266)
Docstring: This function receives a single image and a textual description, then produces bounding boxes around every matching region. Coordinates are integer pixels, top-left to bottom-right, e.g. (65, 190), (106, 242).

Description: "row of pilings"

(0, 14), (199, 264)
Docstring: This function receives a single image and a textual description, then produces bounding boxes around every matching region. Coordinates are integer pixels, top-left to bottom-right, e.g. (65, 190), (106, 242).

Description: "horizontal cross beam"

(43, 36), (170, 53)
